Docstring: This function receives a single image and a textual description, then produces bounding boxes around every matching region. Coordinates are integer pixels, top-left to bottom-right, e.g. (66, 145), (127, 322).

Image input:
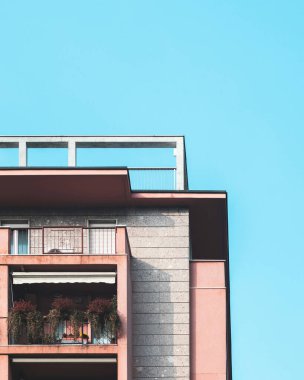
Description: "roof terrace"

(0, 135), (188, 190)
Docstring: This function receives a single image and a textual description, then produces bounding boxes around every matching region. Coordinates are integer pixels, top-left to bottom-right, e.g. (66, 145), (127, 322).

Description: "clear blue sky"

(0, 1), (303, 378)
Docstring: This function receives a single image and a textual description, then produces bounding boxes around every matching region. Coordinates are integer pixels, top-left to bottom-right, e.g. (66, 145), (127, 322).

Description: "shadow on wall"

(131, 258), (189, 379)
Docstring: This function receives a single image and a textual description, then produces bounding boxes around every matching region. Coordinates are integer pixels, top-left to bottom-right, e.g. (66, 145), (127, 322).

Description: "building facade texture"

(0, 136), (231, 380)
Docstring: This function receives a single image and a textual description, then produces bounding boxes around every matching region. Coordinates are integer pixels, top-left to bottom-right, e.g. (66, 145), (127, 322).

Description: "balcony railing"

(10, 321), (116, 345)
(0, 226), (130, 255)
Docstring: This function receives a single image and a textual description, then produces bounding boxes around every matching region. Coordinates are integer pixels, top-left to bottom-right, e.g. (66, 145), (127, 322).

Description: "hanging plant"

(8, 300), (36, 343)
(26, 310), (44, 344)
(86, 298), (111, 339)
(105, 295), (121, 339)
(70, 310), (85, 339)
(51, 296), (76, 320)
(45, 308), (61, 342)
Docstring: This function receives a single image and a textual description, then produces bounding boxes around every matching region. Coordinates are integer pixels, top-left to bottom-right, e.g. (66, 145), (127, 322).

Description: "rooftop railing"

(128, 167), (176, 190)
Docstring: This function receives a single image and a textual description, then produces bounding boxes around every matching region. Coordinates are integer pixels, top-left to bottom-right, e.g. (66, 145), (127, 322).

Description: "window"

(1, 220), (29, 255)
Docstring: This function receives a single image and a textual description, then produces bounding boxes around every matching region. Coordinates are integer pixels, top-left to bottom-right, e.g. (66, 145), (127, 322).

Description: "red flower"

(87, 298), (111, 314)
(51, 297), (75, 312)
(12, 300), (36, 313)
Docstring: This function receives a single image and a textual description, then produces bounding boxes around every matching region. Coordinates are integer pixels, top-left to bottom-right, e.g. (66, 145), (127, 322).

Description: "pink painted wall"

(190, 262), (227, 380)
(117, 253), (132, 380)
(0, 355), (11, 380)
(0, 229), (9, 255)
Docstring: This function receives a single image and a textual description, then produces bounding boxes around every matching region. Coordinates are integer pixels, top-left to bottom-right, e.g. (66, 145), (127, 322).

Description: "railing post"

(68, 140), (76, 167)
(0, 229), (10, 254)
(19, 141), (27, 167)
(116, 227), (126, 254)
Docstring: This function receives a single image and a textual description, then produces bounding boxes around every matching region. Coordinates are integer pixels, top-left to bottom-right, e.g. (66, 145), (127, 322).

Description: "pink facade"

(0, 226), (132, 380)
(191, 262), (227, 380)
(0, 165), (231, 380)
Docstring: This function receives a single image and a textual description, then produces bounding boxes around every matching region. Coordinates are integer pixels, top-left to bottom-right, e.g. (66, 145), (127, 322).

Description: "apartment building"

(0, 136), (232, 380)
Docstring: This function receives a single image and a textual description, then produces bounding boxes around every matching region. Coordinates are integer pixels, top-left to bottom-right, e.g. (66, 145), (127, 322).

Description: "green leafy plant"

(45, 308), (61, 342)
(105, 296), (121, 340)
(86, 298), (111, 339)
(70, 310), (85, 339)
(8, 300), (36, 343)
(26, 310), (44, 344)
(51, 296), (76, 320)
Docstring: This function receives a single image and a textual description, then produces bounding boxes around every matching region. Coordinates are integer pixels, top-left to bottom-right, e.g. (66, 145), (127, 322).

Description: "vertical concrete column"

(0, 266), (9, 346)
(116, 227), (126, 254)
(18, 141), (27, 167)
(0, 356), (11, 380)
(175, 138), (186, 190)
(68, 140), (76, 167)
(0, 229), (10, 254)
(190, 261), (227, 380)
(117, 256), (132, 380)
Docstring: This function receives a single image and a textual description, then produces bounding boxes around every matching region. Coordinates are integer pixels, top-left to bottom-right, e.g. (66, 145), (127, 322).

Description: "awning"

(12, 272), (116, 285)
(12, 358), (117, 363)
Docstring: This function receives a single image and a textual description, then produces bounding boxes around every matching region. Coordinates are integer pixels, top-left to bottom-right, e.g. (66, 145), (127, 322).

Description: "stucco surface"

(0, 207), (190, 380)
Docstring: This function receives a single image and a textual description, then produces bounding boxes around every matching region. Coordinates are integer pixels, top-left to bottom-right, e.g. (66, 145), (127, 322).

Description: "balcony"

(9, 277), (119, 346)
(0, 226), (130, 255)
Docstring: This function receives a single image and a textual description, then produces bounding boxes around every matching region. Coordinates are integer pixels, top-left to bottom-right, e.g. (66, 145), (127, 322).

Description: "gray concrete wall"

(0, 207), (190, 380)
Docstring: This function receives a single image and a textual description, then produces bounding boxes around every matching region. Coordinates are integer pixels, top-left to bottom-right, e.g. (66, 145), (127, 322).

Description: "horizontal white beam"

(12, 358), (117, 363)
(12, 272), (116, 285)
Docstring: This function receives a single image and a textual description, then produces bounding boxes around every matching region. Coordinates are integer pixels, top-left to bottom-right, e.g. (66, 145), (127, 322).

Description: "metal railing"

(8, 227), (117, 255)
(128, 167), (176, 190)
(10, 321), (116, 345)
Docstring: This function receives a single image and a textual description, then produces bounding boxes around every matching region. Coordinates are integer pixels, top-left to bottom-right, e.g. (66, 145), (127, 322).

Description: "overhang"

(0, 168), (228, 260)
(12, 358), (117, 363)
(0, 168), (225, 208)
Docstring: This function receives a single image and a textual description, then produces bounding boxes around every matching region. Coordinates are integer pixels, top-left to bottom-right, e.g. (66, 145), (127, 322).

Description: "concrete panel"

(134, 355), (189, 367)
(131, 247), (189, 259)
(134, 366), (189, 378)
(133, 334), (189, 346)
(134, 323), (189, 335)
(127, 226), (189, 237)
(133, 302), (189, 314)
(133, 292), (189, 304)
(133, 313), (189, 325)
(129, 236), (189, 248)
(133, 281), (189, 293)
(133, 345), (189, 356)
(132, 258), (189, 270)
(190, 261), (225, 288)
(131, 269), (189, 282)
(190, 262), (227, 380)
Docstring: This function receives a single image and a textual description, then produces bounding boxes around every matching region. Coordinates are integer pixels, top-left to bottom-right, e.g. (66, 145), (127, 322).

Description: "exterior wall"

(0, 207), (190, 380)
(190, 262), (227, 380)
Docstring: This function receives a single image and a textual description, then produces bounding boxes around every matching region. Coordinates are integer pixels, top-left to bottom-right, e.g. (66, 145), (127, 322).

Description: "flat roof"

(0, 168), (228, 260)
(0, 168), (225, 208)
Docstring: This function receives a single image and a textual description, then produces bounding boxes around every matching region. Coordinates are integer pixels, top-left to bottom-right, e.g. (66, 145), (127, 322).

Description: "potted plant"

(86, 296), (121, 343)
(86, 297), (111, 341)
(8, 300), (43, 344)
(26, 309), (44, 344)
(46, 296), (76, 342)
(105, 296), (121, 343)
(80, 333), (89, 345)
(70, 309), (85, 340)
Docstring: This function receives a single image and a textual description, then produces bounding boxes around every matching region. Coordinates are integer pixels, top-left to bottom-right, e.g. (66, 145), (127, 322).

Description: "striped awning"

(12, 272), (116, 285)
